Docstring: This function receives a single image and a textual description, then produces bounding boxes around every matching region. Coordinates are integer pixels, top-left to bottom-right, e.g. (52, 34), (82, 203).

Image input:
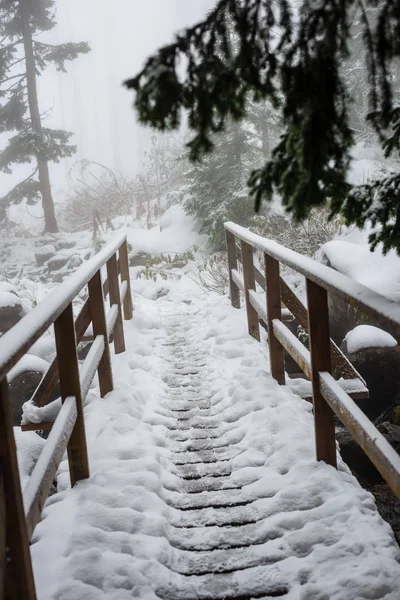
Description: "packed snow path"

(31, 296), (400, 599)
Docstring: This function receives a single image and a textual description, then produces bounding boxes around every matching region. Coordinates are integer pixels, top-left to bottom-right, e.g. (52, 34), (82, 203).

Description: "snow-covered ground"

(29, 289), (400, 599)
(4, 203), (399, 598)
(17, 220), (398, 599)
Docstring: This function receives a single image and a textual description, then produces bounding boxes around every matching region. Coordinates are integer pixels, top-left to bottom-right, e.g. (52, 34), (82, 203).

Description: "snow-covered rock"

(35, 244), (56, 267)
(322, 238), (400, 302)
(128, 204), (206, 256)
(9, 354), (49, 426)
(345, 325), (397, 354)
(0, 289), (26, 333)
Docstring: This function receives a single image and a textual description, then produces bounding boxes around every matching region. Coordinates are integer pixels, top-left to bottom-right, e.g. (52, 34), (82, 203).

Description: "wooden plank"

(249, 289), (268, 324)
(306, 279), (337, 467)
(241, 240), (260, 341)
(253, 264), (266, 290)
(224, 222), (400, 340)
(106, 254), (125, 354)
(119, 240), (133, 320)
(88, 271), (113, 397)
(272, 319), (312, 379)
(280, 277), (366, 385)
(21, 422), (54, 432)
(32, 297), (93, 408)
(231, 269), (245, 293)
(0, 234), (127, 380)
(80, 336), (105, 400)
(22, 334), (107, 433)
(235, 242), (242, 264)
(226, 230), (240, 309)
(54, 303), (89, 487)
(0, 467), (5, 596)
(265, 255), (285, 384)
(106, 304), (119, 338)
(320, 372), (400, 498)
(23, 397), (77, 539)
(0, 378), (37, 599)
(120, 280), (128, 302)
(272, 321), (368, 400)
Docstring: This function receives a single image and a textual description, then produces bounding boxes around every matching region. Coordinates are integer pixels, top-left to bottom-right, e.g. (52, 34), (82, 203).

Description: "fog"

(1, 0), (216, 206)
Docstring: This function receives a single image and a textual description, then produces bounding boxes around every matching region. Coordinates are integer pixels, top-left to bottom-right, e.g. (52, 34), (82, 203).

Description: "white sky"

(1, 0), (216, 205)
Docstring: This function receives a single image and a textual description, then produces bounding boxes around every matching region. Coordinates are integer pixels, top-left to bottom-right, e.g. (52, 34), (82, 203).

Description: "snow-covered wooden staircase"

(156, 307), (288, 599)
(2, 228), (400, 599)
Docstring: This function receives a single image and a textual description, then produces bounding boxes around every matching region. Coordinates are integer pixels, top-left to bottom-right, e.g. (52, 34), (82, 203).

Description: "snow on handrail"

(225, 221), (400, 336)
(23, 396), (77, 538)
(225, 221), (399, 494)
(0, 232), (127, 380)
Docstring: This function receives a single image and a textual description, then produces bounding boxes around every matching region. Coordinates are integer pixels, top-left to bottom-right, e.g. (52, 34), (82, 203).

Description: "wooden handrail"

(0, 233), (133, 599)
(224, 222), (400, 499)
(225, 222), (400, 337)
(0, 232), (128, 380)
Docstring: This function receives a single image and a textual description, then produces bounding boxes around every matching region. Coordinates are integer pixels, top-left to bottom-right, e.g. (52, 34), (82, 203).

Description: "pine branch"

(0, 72), (26, 84)
(0, 167), (40, 207)
(125, 0), (400, 251)
(1, 75), (26, 93)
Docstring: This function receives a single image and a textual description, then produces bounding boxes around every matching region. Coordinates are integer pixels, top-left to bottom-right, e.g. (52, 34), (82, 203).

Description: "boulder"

(55, 239), (76, 251)
(129, 251), (149, 267)
(47, 251), (73, 272)
(0, 290), (25, 333)
(341, 342), (400, 422)
(8, 355), (49, 426)
(0, 282), (18, 296)
(51, 254), (84, 282)
(35, 244), (56, 267)
(51, 271), (68, 283)
(328, 289), (359, 345)
(337, 421), (400, 479)
(66, 254), (83, 270)
(337, 424), (400, 539)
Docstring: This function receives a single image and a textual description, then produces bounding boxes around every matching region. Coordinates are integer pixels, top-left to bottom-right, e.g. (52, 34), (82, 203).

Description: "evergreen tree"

(125, 0), (400, 253)
(342, 3), (400, 144)
(0, 0), (90, 232)
(184, 116), (262, 249)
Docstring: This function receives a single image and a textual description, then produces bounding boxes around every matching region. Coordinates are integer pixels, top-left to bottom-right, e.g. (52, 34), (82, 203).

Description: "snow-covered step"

(168, 428), (221, 441)
(171, 461), (232, 479)
(167, 474), (237, 494)
(164, 487), (253, 510)
(155, 564), (288, 600)
(167, 519), (282, 551)
(166, 541), (286, 576)
(169, 446), (242, 465)
(169, 503), (260, 528)
(162, 399), (212, 411)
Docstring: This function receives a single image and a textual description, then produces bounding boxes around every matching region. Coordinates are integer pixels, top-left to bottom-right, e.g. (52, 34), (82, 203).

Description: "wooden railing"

(0, 233), (133, 600)
(225, 222), (400, 500)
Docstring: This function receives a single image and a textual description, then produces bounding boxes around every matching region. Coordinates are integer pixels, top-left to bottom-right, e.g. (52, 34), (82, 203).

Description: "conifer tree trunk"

(20, 0), (59, 233)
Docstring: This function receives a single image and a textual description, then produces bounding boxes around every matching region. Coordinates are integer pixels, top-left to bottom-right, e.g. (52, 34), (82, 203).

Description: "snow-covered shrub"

(61, 161), (136, 232)
(136, 250), (196, 282)
(191, 252), (229, 295)
(249, 206), (343, 257)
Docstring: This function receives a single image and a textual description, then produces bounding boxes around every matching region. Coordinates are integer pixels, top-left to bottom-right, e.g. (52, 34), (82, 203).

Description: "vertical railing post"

(88, 271), (114, 397)
(225, 230), (240, 309)
(240, 240), (260, 341)
(265, 254), (285, 384)
(0, 378), (37, 600)
(54, 303), (90, 486)
(119, 240), (133, 320)
(306, 278), (337, 467)
(106, 253), (125, 354)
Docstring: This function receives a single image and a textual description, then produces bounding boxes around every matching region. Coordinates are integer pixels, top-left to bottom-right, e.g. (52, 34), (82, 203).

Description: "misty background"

(1, 0), (216, 217)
